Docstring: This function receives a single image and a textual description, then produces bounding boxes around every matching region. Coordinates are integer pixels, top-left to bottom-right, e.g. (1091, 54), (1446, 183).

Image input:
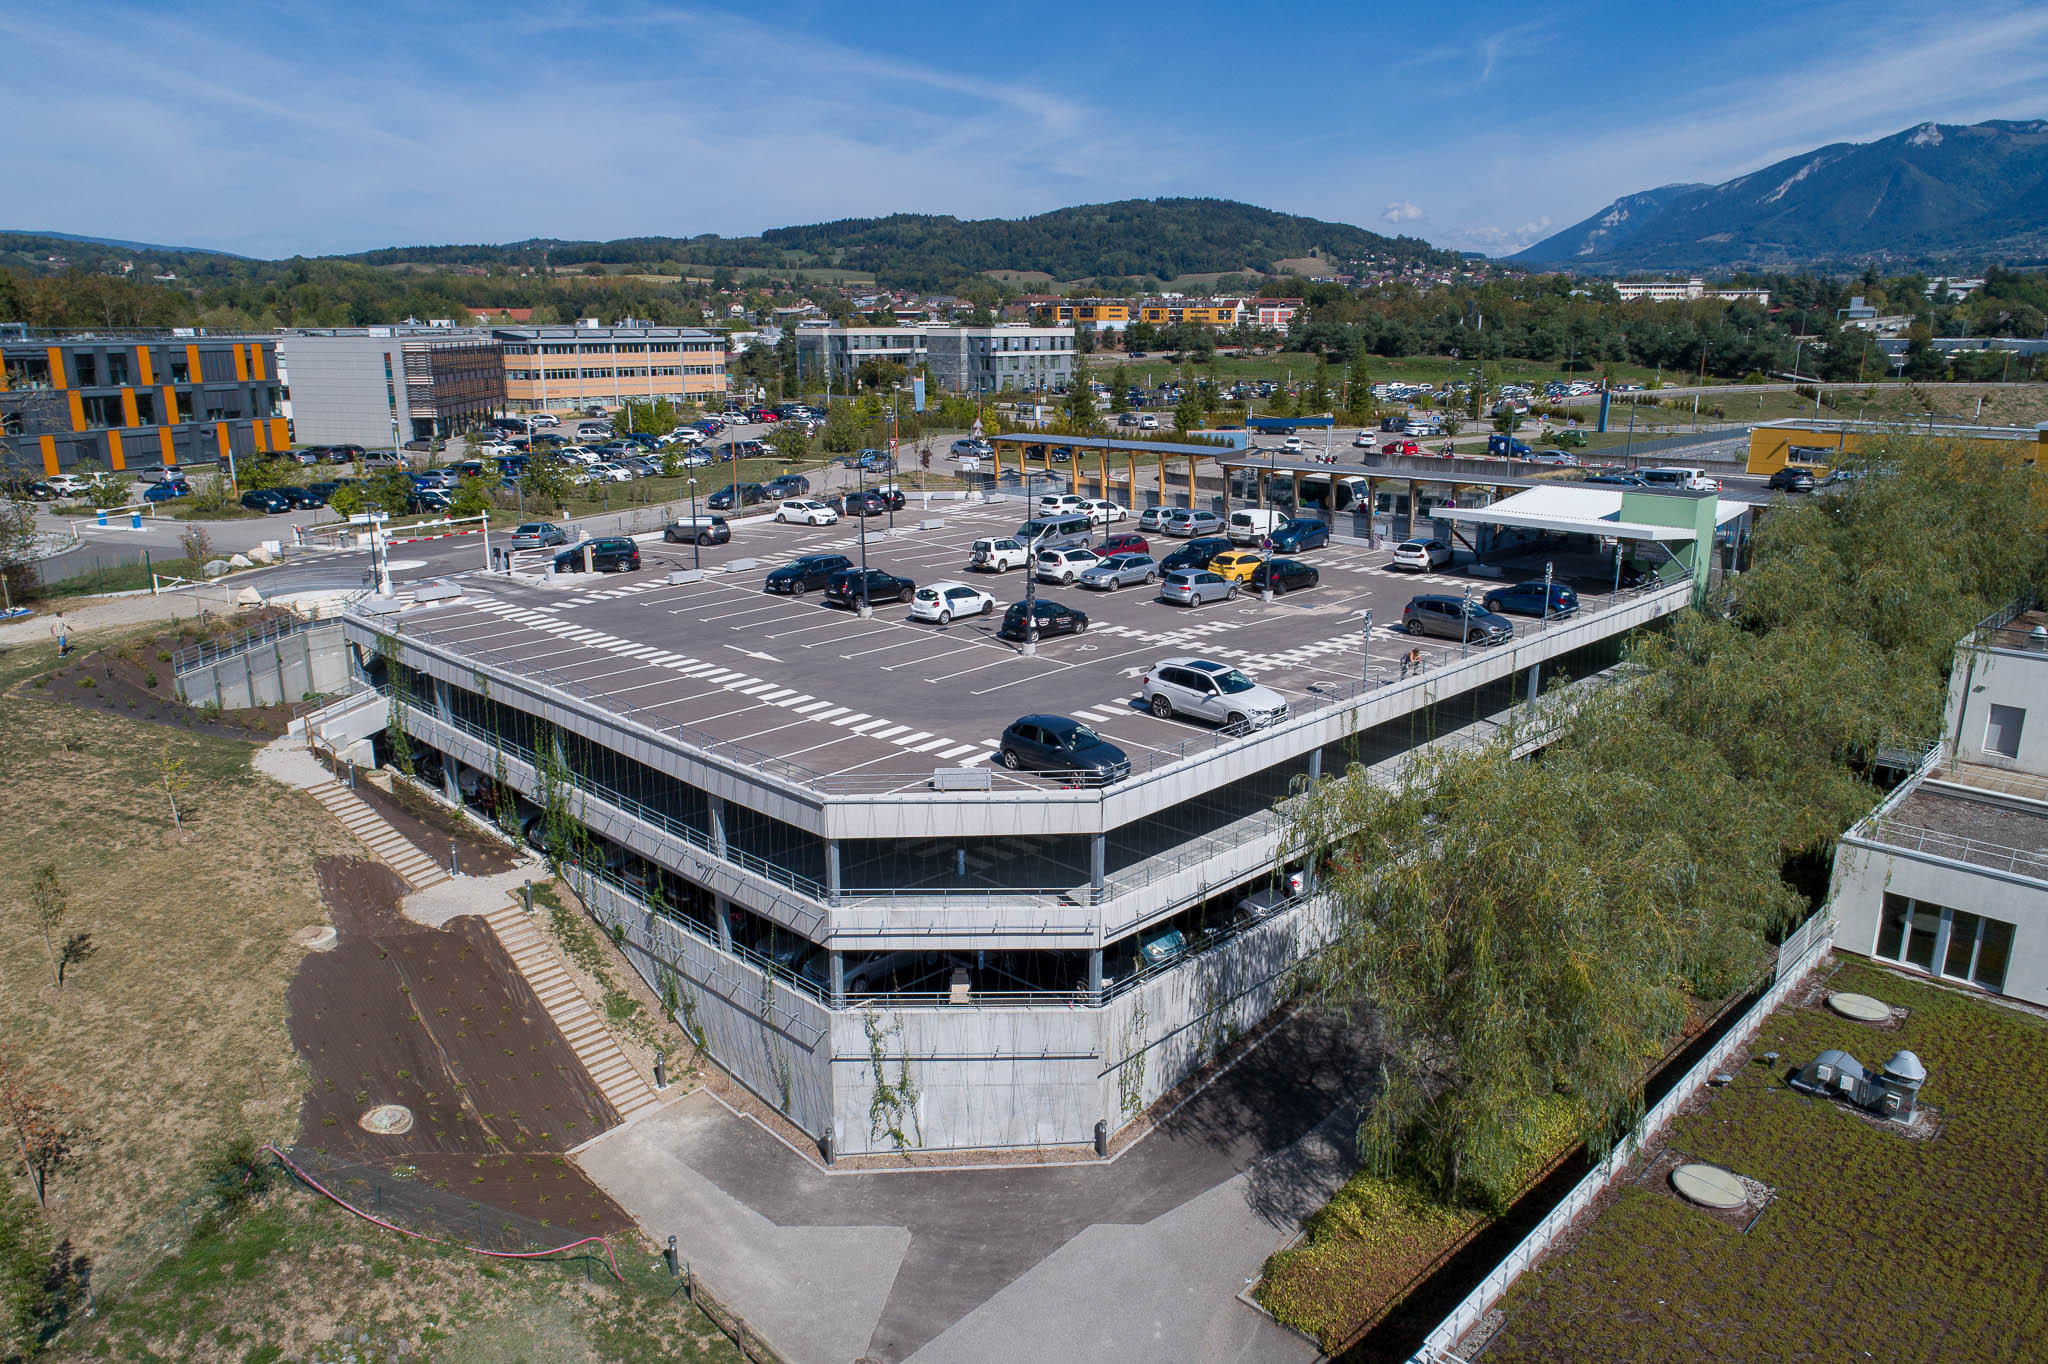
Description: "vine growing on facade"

(1117, 1002), (1149, 1121)
(864, 1009), (923, 1152)
(376, 628), (415, 777)
(475, 674), (518, 834)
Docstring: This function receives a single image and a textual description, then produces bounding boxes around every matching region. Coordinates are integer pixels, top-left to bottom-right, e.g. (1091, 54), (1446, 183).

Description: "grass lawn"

(1483, 960), (2048, 1362)
(74, 1191), (745, 1363)
(0, 680), (346, 1267)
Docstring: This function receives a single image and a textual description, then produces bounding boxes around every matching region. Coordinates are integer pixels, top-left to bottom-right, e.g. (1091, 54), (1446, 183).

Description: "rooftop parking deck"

(361, 501), (1683, 804)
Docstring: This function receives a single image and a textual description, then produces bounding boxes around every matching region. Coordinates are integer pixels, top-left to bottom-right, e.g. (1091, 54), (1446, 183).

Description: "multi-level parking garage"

(308, 489), (1730, 1156)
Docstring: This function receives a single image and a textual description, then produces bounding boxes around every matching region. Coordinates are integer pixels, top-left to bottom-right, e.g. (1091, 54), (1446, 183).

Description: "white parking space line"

(871, 724), (909, 741)
(765, 617), (858, 642)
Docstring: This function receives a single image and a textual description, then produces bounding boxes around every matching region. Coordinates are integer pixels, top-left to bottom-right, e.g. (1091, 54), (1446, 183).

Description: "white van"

(1227, 508), (1287, 544)
(1637, 466), (1720, 492)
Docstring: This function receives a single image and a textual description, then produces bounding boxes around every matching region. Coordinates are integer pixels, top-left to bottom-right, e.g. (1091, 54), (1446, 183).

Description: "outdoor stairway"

(306, 780), (451, 890)
(482, 902), (662, 1124)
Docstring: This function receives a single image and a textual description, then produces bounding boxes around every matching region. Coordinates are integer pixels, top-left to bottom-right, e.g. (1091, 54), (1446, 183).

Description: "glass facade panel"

(1943, 909), (1981, 979)
(1974, 918), (2013, 991)
(1904, 909), (1940, 971)
(1876, 892), (1908, 959)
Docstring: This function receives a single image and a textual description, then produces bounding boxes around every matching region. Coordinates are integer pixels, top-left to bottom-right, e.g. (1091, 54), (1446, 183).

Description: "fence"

(1407, 904), (1837, 1363)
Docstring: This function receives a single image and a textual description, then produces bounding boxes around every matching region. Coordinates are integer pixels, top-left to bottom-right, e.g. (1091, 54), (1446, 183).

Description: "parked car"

(274, 485), (326, 510)
(240, 489), (291, 513)
(1389, 538), (1452, 571)
(764, 473), (811, 497)
(1098, 532), (1150, 557)
(1549, 429), (1589, 449)
(1080, 553), (1158, 591)
(950, 438), (993, 458)
(553, 537), (641, 573)
(1159, 536), (1231, 573)
(1382, 438), (1421, 456)
(1082, 499), (1126, 524)
(1351, 432), (1377, 449)
(1402, 594), (1514, 644)
(1141, 657), (1289, 730)
(998, 599), (1088, 641)
(47, 474), (92, 496)
(773, 499), (838, 526)
(407, 489), (452, 513)
(827, 490), (887, 518)
(1582, 472), (1645, 487)
(1487, 435), (1535, 458)
(1207, 548), (1265, 583)
(142, 479), (192, 502)
(1248, 558), (1319, 595)
(1227, 508), (1286, 545)
(4, 479), (59, 502)
(707, 482), (767, 510)
(663, 517), (731, 546)
(1161, 508), (1224, 537)
(1526, 450), (1579, 466)
(908, 580), (997, 623)
(1768, 466), (1817, 493)
(1137, 506), (1171, 533)
(870, 485), (907, 511)
(1034, 547), (1101, 585)
(1268, 517), (1329, 553)
(511, 522), (570, 548)
(1482, 581), (1580, 618)
(1159, 569), (1239, 607)
(968, 536), (1031, 572)
(996, 714), (1129, 784)
(1038, 493), (1089, 515)
(765, 553), (853, 595)
(825, 568), (915, 608)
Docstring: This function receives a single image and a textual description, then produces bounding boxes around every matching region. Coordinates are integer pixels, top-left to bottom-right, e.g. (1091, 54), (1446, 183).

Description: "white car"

(969, 536), (1030, 572)
(1082, 499), (1126, 525)
(1038, 493), (1088, 514)
(1138, 414), (1159, 430)
(774, 499), (839, 525)
(47, 474), (92, 495)
(1390, 538), (1452, 571)
(662, 428), (705, 446)
(1035, 547), (1101, 585)
(591, 462), (634, 483)
(1281, 436), (1306, 453)
(909, 580), (998, 624)
(527, 412), (560, 427)
(1352, 432), (1376, 449)
(1140, 656), (1290, 730)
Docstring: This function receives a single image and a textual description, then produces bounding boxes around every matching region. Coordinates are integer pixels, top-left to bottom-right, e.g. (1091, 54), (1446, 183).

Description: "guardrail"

(171, 612), (325, 673)
(1865, 819), (2048, 878)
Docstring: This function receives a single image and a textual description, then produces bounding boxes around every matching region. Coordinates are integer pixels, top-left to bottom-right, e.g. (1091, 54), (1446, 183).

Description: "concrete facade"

(1829, 602), (2048, 1007)
(278, 328), (507, 447)
(174, 618), (353, 709)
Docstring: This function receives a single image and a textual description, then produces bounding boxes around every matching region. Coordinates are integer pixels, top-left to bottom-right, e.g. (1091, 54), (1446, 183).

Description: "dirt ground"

(348, 771), (525, 876)
(289, 855), (630, 1234)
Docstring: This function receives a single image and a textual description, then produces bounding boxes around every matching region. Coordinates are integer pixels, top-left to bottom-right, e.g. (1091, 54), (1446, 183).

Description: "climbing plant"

(1116, 1001), (1148, 1122)
(864, 1009), (922, 1152)
(476, 674), (519, 834)
(376, 629), (415, 777)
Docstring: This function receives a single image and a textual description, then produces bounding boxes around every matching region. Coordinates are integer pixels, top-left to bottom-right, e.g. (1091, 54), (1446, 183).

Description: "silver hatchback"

(1159, 569), (1239, 606)
(1080, 553), (1158, 591)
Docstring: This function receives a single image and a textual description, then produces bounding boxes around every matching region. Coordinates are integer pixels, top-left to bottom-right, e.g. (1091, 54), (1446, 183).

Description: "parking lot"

(399, 499), (1645, 793)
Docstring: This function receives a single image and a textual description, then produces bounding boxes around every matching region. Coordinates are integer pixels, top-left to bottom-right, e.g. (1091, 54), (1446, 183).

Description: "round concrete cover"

(359, 1104), (415, 1135)
(1672, 1163), (1746, 1209)
(1828, 991), (1890, 1022)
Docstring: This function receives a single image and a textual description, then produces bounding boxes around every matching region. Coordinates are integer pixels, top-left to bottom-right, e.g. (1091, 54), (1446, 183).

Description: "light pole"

(1542, 560), (1553, 632)
(688, 476), (700, 569)
(1361, 608), (1373, 687)
(1460, 583), (1474, 658)
(1612, 542), (1624, 597)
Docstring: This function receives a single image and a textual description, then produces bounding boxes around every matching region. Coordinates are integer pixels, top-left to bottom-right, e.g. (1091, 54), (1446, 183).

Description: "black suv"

(708, 482), (766, 510)
(553, 537), (641, 573)
(274, 485), (326, 510)
(765, 553), (852, 595)
(1160, 536), (1231, 573)
(824, 568), (915, 608)
(998, 599), (1088, 641)
(1768, 466), (1816, 493)
(240, 489), (291, 513)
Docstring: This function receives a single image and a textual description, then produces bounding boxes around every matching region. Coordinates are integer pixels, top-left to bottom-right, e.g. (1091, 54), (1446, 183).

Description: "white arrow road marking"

(724, 645), (782, 662)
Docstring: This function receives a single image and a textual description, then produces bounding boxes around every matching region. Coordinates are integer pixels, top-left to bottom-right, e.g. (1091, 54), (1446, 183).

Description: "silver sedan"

(1080, 553), (1158, 591)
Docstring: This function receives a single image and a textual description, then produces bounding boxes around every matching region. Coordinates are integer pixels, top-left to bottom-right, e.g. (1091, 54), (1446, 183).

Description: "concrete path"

(483, 900), (660, 1123)
(577, 1008), (1372, 1364)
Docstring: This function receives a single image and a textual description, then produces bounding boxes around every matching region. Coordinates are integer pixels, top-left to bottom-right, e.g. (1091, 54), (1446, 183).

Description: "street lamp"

(1361, 608), (1373, 686)
(1460, 583), (1474, 658)
(688, 476), (700, 569)
(1541, 560), (1552, 632)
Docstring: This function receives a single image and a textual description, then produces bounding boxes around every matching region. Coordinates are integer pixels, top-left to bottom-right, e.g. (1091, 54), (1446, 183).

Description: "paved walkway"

(577, 1008), (1373, 1364)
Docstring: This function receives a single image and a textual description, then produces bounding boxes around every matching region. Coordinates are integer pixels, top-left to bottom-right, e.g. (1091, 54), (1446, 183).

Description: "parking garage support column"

(826, 840), (842, 907)
(1158, 447), (1168, 507)
(707, 794), (727, 859)
(1308, 748), (1322, 784)
(1087, 947), (1104, 1003)
(828, 951), (845, 1007)
(714, 897), (732, 952)
(1090, 834), (1106, 903)
(1291, 470), (1303, 521)
(429, 677), (461, 803)
(1527, 661), (1541, 709)
(1126, 450), (1137, 506)
(1097, 449), (1108, 500)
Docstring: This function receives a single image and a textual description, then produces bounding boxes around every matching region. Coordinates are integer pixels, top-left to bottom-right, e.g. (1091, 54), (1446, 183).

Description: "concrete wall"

(278, 333), (403, 447)
(1943, 641), (2048, 774)
(176, 619), (351, 709)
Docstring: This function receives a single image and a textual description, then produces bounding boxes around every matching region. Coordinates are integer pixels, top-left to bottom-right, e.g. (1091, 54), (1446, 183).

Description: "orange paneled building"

(2, 331), (287, 476)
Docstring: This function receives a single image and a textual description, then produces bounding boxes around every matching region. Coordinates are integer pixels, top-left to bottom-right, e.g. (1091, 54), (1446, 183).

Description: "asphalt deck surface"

(577, 1006), (1375, 1364)
(385, 500), (1644, 792)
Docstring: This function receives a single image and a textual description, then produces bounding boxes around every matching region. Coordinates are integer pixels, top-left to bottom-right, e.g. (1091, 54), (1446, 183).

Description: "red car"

(1382, 438), (1420, 456)
(1099, 532), (1150, 557)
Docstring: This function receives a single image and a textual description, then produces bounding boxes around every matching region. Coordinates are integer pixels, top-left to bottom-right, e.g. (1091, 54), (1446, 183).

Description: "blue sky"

(5, 1), (2048, 261)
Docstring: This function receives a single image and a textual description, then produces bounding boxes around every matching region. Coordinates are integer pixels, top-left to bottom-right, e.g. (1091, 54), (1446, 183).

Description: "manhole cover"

(359, 1104), (415, 1135)
(1828, 991), (1890, 1022)
(1671, 1162), (1746, 1209)
(295, 925), (338, 952)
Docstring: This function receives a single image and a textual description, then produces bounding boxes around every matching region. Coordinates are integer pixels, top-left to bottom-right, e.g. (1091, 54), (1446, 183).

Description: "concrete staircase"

(483, 902), (661, 1124)
(306, 780), (451, 891)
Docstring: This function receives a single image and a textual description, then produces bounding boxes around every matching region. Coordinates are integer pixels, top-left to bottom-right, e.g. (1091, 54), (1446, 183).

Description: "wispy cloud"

(1382, 202), (1427, 224)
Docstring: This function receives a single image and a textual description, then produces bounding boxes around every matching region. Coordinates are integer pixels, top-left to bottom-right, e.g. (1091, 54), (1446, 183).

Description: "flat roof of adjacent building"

(1872, 785), (2048, 880)
(1439, 485), (1745, 541)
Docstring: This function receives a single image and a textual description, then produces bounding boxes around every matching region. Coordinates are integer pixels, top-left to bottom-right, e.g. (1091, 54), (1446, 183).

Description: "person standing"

(50, 610), (70, 658)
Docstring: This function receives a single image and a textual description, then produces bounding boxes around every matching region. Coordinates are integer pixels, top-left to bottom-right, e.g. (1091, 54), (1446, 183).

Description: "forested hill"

(757, 199), (1453, 285)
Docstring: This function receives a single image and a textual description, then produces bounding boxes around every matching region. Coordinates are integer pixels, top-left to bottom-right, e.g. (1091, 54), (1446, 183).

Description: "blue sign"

(912, 377), (926, 413)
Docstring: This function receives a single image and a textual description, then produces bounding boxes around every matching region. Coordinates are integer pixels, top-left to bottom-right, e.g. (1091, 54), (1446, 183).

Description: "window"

(72, 352), (97, 386)
(107, 352), (130, 385)
(80, 394), (127, 427)
(134, 391), (157, 425)
(1986, 703), (2025, 759)
(175, 389), (194, 422)
(1876, 892), (2014, 993)
(169, 356), (190, 383)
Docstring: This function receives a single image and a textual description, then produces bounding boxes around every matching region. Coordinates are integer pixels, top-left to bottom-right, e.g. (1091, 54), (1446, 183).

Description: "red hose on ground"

(264, 1144), (624, 1282)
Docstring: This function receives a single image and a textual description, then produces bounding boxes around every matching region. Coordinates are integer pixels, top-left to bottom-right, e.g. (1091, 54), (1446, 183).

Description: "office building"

(1138, 298), (1246, 328)
(279, 327), (506, 448)
(1, 330), (287, 475)
(1026, 300), (1134, 332)
(492, 325), (727, 413)
(1829, 601), (2048, 1006)
(1612, 279), (1772, 305)
(794, 325), (1077, 394)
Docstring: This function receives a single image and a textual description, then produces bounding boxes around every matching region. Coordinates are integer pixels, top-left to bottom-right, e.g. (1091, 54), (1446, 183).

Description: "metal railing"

(1971, 596), (2044, 652)
(1865, 819), (2048, 878)
(361, 576), (1688, 801)
(171, 611), (326, 673)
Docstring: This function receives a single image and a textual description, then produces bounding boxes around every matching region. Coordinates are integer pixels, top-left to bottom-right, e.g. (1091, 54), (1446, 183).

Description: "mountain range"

(1513, 118), (2048, 272)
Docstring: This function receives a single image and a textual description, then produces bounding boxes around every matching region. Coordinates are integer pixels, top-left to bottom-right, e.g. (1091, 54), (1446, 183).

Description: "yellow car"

(1209, 548), (1266, 583)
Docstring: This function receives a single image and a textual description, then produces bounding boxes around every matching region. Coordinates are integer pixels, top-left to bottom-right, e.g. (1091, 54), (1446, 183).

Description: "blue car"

(1482, 580), (1580, 619)
(143, 479), (192, 502)
(1268, 517), (1329, 553)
